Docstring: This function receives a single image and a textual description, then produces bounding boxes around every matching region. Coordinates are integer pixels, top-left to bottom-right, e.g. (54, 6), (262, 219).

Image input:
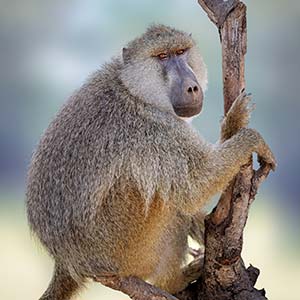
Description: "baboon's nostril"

(187, 85), (199, 94)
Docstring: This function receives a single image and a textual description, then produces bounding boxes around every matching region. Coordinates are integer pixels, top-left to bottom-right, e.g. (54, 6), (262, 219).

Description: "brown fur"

(26, 24), (275, 299)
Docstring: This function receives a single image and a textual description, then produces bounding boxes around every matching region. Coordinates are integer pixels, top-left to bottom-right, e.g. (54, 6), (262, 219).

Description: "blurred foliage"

(0, 1), (299, 299)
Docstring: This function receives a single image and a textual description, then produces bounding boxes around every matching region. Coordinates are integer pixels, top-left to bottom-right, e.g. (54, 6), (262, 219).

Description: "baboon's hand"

(220, 91), (254, 142)
(244, 128), (277, 171)
(257, 141), (277, 171)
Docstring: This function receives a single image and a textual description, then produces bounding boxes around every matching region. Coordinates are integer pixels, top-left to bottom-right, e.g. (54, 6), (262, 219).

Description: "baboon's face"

(120, 25), (207, 119)
(154, 48), (203, 118)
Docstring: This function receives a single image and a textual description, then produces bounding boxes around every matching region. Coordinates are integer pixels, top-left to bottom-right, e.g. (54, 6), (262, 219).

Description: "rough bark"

(176, 1), (272, 300)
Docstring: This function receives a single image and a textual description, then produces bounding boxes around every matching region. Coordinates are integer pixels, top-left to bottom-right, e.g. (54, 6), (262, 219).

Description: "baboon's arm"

(179, 128), (275, 215)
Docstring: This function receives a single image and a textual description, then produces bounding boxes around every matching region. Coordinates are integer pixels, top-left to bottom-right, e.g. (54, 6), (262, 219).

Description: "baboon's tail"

(39, 263), (83, 300)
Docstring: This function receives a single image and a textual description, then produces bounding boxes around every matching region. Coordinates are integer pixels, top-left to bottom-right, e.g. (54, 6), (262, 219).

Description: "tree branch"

(95, 275), (178, 300)
(176, 2), (272, 299)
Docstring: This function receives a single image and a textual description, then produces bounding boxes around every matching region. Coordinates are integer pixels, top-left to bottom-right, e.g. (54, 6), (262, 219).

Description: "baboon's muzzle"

(167, 56), (203, 118)
(173, 79), (203, 117)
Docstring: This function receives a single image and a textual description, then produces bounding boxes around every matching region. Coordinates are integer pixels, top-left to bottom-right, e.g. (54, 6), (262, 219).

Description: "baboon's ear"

(189, 33), (192, 37)
(122, 47), (131, 63)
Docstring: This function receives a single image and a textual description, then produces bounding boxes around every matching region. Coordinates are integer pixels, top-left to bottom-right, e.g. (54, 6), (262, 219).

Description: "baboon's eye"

(176, 49), (186, 56)
(157, 53), (168, 60)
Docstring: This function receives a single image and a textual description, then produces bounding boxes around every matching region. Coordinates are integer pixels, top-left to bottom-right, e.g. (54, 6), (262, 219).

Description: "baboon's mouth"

(173, 102), (203, 118)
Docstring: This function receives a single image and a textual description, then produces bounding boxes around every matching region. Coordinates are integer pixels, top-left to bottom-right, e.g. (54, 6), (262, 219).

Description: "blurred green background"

(0, 0), (299, 299)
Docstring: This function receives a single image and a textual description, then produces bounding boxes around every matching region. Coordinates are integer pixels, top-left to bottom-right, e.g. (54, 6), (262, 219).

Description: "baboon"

(26, 24), (276, 300)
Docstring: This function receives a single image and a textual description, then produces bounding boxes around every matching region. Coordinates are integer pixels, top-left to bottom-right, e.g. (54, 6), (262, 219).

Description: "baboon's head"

(120, 24), (207, 118)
